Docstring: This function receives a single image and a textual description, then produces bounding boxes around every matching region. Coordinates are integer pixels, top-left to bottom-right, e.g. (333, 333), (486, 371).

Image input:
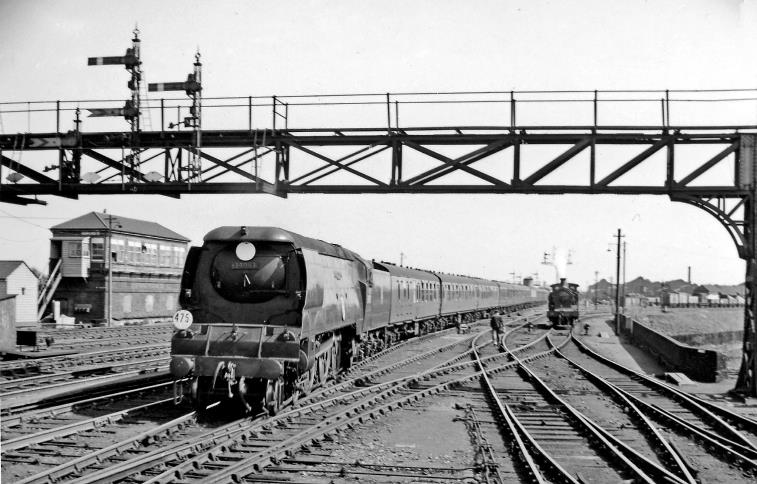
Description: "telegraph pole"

(613, 229), (624, 333)
(622, 241), (627, 312)
(103, 213), (120, 327)
(594, 270), (599, 309)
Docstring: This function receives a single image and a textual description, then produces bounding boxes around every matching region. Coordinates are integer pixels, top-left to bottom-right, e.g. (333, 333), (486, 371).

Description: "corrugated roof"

(51, 212), (189, 241)
(0, 260), (30, 280)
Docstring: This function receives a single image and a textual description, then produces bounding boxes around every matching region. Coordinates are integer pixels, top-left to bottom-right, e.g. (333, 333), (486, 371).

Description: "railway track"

(35, 324), (172, 342)
(8, 308), (751, 483)
(5, 312), (542, 484)
(554, 333), (757, 483)
(0, 362), (170, 416)
(0, 344), (170, 379)
(15, 325), (174, 353)
(1, 394), (191, 479)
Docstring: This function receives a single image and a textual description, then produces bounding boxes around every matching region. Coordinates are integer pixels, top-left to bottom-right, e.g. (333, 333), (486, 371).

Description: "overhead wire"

(0, 208), (50, 229)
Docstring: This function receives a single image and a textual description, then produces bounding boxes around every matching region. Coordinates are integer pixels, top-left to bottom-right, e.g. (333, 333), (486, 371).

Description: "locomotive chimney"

(560, 277), (567, 287)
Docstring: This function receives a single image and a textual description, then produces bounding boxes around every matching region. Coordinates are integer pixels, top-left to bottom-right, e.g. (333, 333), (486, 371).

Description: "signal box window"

(91, 238), (105, 261)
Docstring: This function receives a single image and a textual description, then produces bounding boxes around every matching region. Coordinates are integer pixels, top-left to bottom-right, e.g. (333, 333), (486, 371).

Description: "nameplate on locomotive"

(231, 261), (258, 270)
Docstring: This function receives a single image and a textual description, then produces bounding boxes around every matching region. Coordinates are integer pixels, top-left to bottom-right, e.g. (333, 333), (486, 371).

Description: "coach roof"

(204, 226), (363, 261)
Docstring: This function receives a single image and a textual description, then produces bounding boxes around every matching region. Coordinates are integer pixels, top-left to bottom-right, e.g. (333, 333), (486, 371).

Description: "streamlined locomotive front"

(170, 227), (308, 412)
(170, 226), (367, 413)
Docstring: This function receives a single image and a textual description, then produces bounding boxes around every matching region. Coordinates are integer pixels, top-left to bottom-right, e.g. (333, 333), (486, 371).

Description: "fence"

(618, 314), (727, 382)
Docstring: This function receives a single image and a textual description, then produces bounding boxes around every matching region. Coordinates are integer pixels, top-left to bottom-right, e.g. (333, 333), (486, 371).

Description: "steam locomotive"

(547, 278), (579, 328)
(170, 227), (547, 413)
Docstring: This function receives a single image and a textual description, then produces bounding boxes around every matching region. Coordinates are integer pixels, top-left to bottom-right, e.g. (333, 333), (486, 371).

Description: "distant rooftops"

(51, 212), (189, 242)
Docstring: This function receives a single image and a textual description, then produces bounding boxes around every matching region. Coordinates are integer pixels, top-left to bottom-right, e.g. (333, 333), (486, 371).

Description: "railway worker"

(490, 311), (505, 346)
(583, 321), (591, 336)
(526, 318), (533, 333)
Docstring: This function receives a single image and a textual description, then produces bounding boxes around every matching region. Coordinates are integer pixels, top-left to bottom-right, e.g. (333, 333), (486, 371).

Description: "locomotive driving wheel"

(265, 378), (284, 415)
(191, 376), (219, 412)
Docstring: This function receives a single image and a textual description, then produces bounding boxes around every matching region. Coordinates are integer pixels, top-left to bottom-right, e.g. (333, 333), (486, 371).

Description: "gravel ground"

(324, 394), (480, 483)
(624, 307), (742, 335)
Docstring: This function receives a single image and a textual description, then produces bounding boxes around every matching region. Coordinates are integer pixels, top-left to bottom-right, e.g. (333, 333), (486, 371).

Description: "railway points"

(1, 303), (755, 483)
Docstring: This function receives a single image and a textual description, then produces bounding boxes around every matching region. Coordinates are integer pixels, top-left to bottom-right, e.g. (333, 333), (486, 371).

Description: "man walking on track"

(490, 310), (505, 347)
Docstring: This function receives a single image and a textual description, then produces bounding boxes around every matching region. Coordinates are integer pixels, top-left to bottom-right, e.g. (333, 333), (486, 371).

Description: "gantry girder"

(0, 129), (750, 198)
(2, 126), (757, 396)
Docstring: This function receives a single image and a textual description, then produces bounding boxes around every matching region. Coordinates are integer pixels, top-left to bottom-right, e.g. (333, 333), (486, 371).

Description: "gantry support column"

(735, 134), (757, 397)
(736, 195), (757, 397)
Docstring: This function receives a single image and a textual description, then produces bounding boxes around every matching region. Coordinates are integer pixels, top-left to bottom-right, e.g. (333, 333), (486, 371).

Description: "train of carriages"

(169, 226), (547, 413)
(547, 278), (579, 328)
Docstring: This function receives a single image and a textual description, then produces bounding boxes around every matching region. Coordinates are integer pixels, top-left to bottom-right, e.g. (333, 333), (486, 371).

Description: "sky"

(1, 0), (757, 290)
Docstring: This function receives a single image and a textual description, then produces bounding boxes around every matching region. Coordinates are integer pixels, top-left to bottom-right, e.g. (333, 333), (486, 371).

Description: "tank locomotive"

(170, 227), (546, 413)
(547, 278), (579, 328)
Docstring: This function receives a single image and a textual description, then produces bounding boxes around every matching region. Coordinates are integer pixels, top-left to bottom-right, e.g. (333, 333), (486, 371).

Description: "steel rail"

(0, 360), (168, 400)
(571, 334), (757, 451)
(299, 311), (540, 405)
(2, 396), (176, 452)
(35, 324), (171, 339)
(21, 318), (508, 484)
(685, 395), (757, 434)
(544, 335), (698, 484)
(70, 316), (549, 484)
(500, 338), (682, 484)
(0, 356), (168, 388)
(185, 330), (566, 483)
(16, 412), (197, 484)
(0, 343), (170, 374)
(570, 335), (757, 469)
(473, 328), (573, 483)
(304, 313), (546, 407)
(22, 335), (172, 353)
(0, 380), (176, 428)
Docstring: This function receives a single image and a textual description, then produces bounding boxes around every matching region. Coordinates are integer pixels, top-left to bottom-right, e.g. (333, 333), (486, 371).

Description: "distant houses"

(586, 277), (745, 307)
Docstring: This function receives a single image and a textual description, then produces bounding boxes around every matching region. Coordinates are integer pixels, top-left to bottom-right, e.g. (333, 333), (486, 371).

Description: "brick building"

(48, 212), (190, 325)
